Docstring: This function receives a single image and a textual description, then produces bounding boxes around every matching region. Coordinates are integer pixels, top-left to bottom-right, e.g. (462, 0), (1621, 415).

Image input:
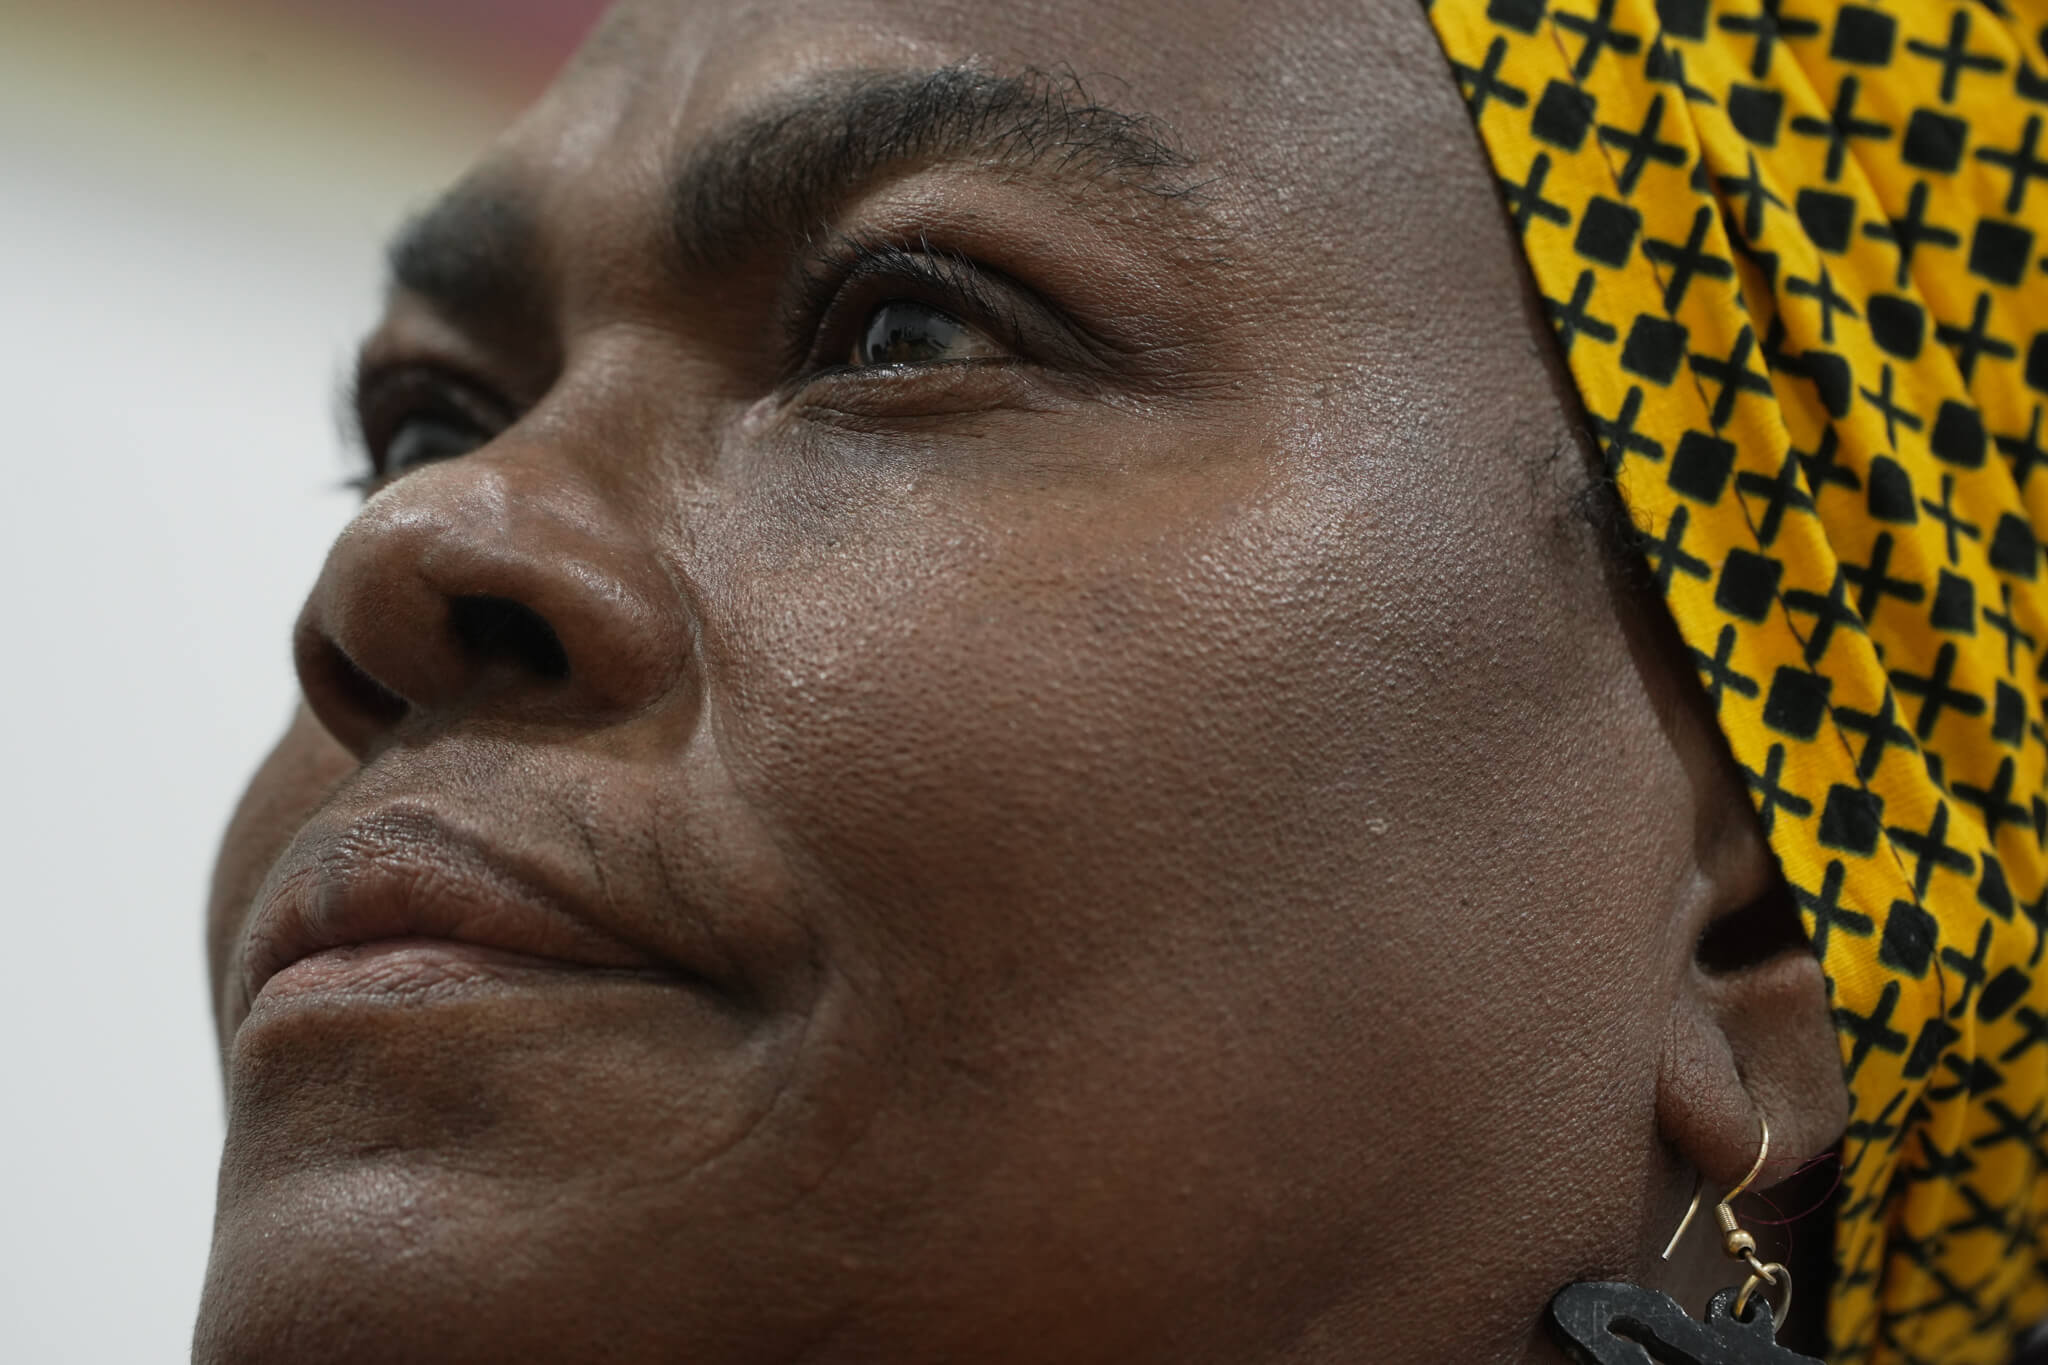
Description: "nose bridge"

(296, 450), (694, 757)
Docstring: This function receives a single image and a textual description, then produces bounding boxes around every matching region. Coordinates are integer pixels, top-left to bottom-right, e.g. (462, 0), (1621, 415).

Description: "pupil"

(860, 302), (968, 366)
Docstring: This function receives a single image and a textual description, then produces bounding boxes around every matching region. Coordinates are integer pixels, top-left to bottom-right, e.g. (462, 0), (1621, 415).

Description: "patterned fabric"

(1421, 1), (2048, 1360)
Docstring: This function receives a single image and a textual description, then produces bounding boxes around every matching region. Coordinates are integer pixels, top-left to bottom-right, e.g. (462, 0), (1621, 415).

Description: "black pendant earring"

(1546, 1117), (1823, 1365)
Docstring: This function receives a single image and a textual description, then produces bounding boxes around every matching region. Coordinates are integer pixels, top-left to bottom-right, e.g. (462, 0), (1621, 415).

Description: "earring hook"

(1657, 1115), (1792, 1336)
(1725, 1115), (1772, 1204)
(1659, 1180), (1705, 1262)
(1659, 1114), (1770, 1261)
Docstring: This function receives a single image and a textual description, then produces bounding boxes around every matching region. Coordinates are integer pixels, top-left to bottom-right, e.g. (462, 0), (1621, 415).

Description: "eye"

(851, 301), (1004, 368)
(383, 413), (489, 475)
(350, 366), (504, 487)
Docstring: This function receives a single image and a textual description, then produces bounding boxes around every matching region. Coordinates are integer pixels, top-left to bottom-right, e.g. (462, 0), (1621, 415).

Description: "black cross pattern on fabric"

(1977, 115), (2048, 216)
(1787, 264), (1857, 343)
(1837, 685), (1918, 781)
(1505, 151), (1572, 229)
(1746, 741), (1814, 833)
(1840, 531), (1923, 628)
(1906, 10), (2004, 104)
(1935, 293), (2014, 383)
(1863, 181), (1960, 288)
(1693, 324), (1774, 428)
(1452, 35), (1529, 120)
(1995, 407), (2048, 491)
(1987, 584), (2039, 676)
(1548, 268), (1621, 352)
(1721, 151), (1789, 242)
(1719, 1), (1824, 81)
(1601, 92), (1690, 194)
(1783, 565), (1862, 664)
(1427, 2), (2048, 1359)
(1791, 73), (1892, 182)
(1643, 505), (1714, 589)
(1647, 205), (1738, 309)
(1859, 363), (1922, 451)
(1699, 622), (1764, 710)
(1594, 385), (1667, 472)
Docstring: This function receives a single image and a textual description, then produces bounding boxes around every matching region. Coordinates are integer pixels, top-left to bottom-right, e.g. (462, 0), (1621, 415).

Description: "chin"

(194, 1150), (788, 1365)
(197, 985), (804, 1364)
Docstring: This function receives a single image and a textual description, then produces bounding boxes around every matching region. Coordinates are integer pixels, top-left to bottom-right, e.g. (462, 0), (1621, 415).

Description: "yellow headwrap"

(1423, 1), (2048, 1359)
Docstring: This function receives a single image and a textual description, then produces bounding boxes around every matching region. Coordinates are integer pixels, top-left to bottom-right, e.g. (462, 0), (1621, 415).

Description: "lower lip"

(254, 938), (645, 1006)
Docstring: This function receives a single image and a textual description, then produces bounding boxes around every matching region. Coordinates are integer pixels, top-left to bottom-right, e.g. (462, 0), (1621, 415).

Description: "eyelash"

(345, 238), (1032, 489)
(337, 370), (389, 493)
(341, 364), (508, 492)
(783, 235), (1027, 377)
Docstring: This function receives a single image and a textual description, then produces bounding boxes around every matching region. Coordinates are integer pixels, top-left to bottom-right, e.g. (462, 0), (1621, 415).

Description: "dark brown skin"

(198, 1), (1851, 1361)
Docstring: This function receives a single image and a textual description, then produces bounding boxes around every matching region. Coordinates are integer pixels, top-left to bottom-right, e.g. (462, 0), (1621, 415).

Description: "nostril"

(313, 636), (409, 731)
(448, 595), (571, 682)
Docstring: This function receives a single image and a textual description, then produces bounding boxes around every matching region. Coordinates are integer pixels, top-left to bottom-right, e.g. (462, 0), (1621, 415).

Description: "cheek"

(704, 443), (1383, 926)
(207, 704), (357, 1043)
(688, 416), (1707, 1334)
(704, 424), (1693, 955)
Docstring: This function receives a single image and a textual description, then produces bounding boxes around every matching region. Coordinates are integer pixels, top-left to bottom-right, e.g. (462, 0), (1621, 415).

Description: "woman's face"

(198, 1), (1831, 1361)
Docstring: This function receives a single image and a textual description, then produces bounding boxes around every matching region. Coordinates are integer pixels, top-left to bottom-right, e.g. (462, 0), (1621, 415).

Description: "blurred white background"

(0, 2), (591, 1357)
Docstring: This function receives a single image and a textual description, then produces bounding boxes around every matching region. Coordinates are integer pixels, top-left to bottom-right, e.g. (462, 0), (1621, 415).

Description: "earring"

(1545, 1116), (1823, 1365)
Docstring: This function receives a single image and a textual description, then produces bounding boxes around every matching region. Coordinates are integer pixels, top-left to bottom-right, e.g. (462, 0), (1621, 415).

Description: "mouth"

(256, 937), (680, 1005)
(237, 804), (704, 1027)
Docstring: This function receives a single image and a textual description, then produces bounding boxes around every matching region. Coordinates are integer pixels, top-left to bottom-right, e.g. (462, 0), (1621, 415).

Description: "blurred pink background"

(264, 0), (610, 94)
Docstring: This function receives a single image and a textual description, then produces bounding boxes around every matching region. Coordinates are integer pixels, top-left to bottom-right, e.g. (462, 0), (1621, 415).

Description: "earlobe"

(1655, 884), (1850, 1194)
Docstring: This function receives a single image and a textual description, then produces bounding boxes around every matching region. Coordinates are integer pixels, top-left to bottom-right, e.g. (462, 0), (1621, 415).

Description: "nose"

(294, 455), (693, 758)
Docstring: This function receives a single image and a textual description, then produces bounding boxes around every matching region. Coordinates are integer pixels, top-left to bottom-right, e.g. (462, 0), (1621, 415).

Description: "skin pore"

(198, 1), (1850, 1362)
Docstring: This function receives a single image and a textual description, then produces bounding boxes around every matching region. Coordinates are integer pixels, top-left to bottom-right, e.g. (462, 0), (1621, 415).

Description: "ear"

(1654, 808), (1850, 1194)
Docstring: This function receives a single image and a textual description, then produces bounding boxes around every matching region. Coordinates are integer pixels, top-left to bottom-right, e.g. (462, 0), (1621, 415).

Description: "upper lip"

(237, 803), (684, 1020)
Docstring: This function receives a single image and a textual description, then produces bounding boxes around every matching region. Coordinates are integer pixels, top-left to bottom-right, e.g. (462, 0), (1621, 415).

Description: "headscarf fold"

(1423, 1), (2048, 1359)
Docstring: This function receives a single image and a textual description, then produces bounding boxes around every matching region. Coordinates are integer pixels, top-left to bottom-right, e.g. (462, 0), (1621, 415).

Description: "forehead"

(501, 0), (1460, 229)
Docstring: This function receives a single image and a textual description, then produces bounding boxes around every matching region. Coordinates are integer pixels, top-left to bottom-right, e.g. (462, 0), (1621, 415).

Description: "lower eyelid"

(790, 358), (1092, 425)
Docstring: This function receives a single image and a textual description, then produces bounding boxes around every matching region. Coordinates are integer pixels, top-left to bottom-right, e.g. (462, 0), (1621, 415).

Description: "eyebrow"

(384, 65), (1198, 313)
(669, 65), (1199, 271)
(385, 176), (546, 326)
